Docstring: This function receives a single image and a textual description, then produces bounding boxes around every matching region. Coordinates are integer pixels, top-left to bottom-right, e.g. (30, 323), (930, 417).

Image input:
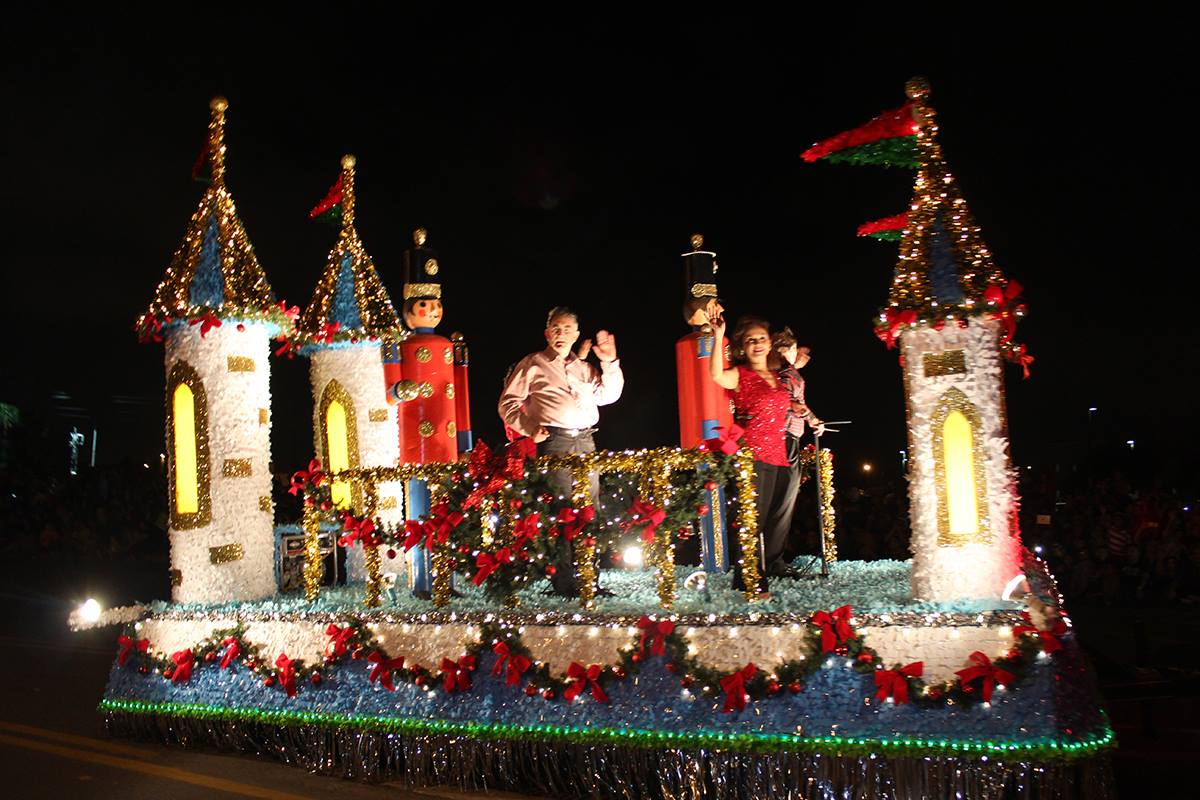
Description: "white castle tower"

(136, 98), (292, 603)
(296, 155), (408, 581)
(878, 80), (1028, 600)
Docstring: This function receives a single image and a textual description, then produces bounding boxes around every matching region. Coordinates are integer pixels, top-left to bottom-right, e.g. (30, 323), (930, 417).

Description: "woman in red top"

(709, 313), (802, 593)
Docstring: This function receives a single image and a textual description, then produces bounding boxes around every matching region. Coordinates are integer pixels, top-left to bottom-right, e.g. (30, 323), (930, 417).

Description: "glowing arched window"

(943, 411), (978, 537)
(932, 388), (989, 546)
(319, 380), (360, 511)
(167, 361), (211, 529)
(173, 384), (199, 513)
(326, 400), (351, 509)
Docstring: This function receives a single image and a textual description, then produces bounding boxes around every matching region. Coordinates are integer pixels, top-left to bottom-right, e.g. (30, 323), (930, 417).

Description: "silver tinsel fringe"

(104, 711), (1115, 799)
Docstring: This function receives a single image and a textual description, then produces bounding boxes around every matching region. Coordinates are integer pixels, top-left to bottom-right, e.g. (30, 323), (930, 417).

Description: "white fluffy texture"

(901, 318), (1021, 600)
(166, 324), (275, 604)
(309, 345), (406, 579)
(136, 617), (1011, 681)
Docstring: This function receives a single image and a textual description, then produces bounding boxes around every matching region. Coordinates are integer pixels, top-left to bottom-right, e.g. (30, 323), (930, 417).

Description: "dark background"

(2, 15), (1194, 487)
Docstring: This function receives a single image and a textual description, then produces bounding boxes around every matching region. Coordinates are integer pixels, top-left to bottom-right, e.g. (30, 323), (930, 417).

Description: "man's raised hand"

(593, 330), (617, 362)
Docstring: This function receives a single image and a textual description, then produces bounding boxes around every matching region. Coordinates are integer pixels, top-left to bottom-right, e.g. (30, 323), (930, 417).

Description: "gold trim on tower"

(222, 459), (252, 477)
(368, 408), (389, 422)
(226, 356), (256, 372)
(209, 543), (245, 564)
(166, 360), (212, 531)
(922, 349), (967, 377)
(318, 379), (362, 512)
(931, 387), (990, 546)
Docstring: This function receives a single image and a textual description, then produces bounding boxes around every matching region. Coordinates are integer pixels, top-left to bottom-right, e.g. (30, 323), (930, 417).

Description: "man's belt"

(545, 426), (597, 437)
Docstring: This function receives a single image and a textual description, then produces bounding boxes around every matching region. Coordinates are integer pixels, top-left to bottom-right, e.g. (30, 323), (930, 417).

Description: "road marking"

(0, 733), (315, 800)
(0, 720), (155, 760)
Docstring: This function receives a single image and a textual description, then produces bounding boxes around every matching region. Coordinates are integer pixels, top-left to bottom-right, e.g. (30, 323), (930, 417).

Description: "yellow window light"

(173, 383), (199, 514)
(326, 400), (351, 509)
(943, 410), (978, 537)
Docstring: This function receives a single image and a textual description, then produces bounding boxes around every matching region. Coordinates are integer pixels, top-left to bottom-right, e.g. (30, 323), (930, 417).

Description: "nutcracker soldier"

(382, 229), (472, 597)
(675, 234), (733, 572)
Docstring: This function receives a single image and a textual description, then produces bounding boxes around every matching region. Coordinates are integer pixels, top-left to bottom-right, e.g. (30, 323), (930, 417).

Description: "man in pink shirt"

(499, 306), (624, 596)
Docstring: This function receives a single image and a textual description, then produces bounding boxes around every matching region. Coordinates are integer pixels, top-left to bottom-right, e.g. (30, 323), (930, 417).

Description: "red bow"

(720, 663), (758, 713)
(703, 424), (745, 455)
(627, 498), (667, 544)
(564, 662), (608, 703)
(367, 651), (405, 691)
(511, 512), (541, 546)
(879, 308), (917, 349)
(189, 311), (222, 338)
(983, 280), (1023, 308)
(956, 651), (1015, 702)
(811, 605), (856, 653)
(637, 616), (675, 657)
(1009, 342), (1034, 379)
(874, 661), (923, 704)
(339, 514), (379, 548)
(275, 652), (298, 698)
(273, 337), (295, 358)
(324, 624), (355, 659)
(171, 649), (194, 683)
(556, 505), (595, 541)
(472, 548), (512, 586)
(402, 519), (436, 552)
(117, 634), (149, 666)
(440, 655), (476, 693)
(318, 321), (341, 344)
(1014, 612), (1066, 655)
(137, 315), (164, 344)
(462, 441), (534, 509)
(402, 502), (464, 552)
(288, 459), (325, 495)
(277, 300), (300, 322)
(219, 636), (241, 669)
(492, 642), (532, 686)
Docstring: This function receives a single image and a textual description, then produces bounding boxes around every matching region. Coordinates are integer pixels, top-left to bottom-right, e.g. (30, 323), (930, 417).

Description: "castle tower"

(877, 79), (1028, 600)
(136, 98), (293, 603)
(297, 155), (408, 581)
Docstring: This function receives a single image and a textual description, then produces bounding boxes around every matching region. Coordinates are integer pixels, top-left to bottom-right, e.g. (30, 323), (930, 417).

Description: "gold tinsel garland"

(302, 504), (323, 602)
(429, 482), (453, 608)
(732, 447), (762, 600)
(361, 482), (383, 608)
(818, 448), (838, 562)
(316, 447), (760, 609)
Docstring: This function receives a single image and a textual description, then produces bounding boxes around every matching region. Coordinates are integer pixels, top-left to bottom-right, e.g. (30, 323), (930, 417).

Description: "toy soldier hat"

(681, 233), (718, 299)
(402, 228), (442, 300)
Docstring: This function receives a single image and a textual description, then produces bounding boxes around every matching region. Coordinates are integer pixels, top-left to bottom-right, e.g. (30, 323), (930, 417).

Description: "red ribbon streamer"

(472, 548), (512, 586)
(309, 174), (344, 219)
(811, 605), (857, 653)
(367, 651), (405, 691)
(703, 424), (745, 455)
(879, 308), (917, 349)
(492, 642), (532, 686)
(627, 499), (667, 544)
(874, 661), (923, 704)
(275, 652), (297, 698)
(636, 616), (676, 658)
(857, 213), (908, 237)
(137, 316), (164, 344)
(564, 662), (608, 704)
(117, 635), (149, 666)
(277, 300), (300, 322)
(324, 624), (355, 659)
(556, 505), (595, 541)
(801, 102), (920, 163)
(219, 636), (241, 669)
(440, 655), (476, 693)
(720, 663), (758, 713)
(171, 649), (194, 684)
(955, 651), (1015, 702)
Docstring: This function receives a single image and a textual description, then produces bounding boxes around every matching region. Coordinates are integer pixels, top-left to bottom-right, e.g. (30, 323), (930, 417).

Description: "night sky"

(3, 17), (1194, 482)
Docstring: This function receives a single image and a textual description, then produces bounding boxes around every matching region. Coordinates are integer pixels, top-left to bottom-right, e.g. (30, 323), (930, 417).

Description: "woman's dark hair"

(771, 326), (797, 350)
(730, 315), (770, 364)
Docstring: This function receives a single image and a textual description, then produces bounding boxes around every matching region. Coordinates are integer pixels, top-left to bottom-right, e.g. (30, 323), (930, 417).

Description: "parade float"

(77, 82), (1113, 798)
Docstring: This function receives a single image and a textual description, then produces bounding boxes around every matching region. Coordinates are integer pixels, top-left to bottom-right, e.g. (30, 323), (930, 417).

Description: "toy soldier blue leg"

(700, 481), (730, 573)
(457, 429), (474, 453)
(701, 418), (721, 440)
(406, 478), (432, 595)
